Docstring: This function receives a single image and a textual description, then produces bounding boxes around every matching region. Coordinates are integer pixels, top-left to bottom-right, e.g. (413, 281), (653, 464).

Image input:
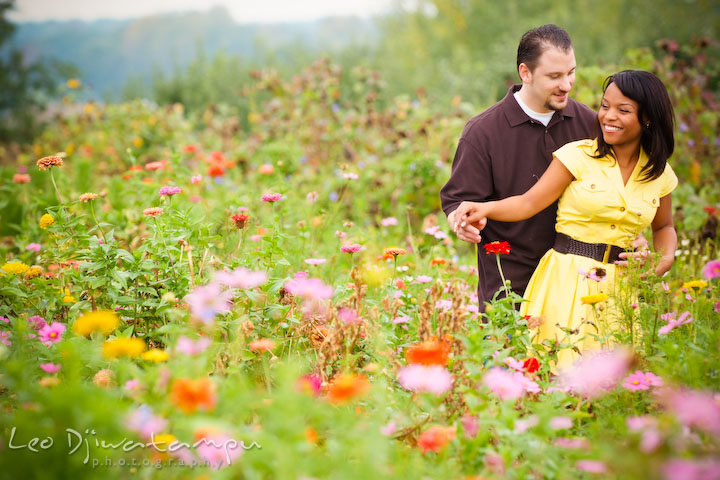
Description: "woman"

(454, 70), (678, 368)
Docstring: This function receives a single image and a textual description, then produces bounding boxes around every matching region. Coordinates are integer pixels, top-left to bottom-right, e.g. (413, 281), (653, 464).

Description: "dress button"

(620, 207), (625, 212)
(610, 224), (616, 229)
(590, 184), (596, 189)
(652, 199), (657, 205)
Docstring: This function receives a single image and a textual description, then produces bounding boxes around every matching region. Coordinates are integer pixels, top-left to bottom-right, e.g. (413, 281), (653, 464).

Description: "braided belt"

(553, 232), (628, 264)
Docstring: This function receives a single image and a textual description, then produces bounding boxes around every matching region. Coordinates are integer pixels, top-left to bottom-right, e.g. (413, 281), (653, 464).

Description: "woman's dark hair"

(594, 70), (675, 182)
(517, 24), (573, 72)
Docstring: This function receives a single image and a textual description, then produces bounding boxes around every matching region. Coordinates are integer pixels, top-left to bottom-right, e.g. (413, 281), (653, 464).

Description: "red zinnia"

(523, 357), (540, 373)
(231, 213), (249, 229)
(483, 241), (511, 255)
(406, 338), (451, 366)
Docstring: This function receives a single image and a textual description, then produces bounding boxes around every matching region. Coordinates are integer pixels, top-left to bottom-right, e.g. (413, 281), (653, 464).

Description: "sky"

(9, 0), (393, 23)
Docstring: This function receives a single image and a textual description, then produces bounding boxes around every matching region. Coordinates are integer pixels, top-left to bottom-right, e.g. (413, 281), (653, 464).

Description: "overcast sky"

(10, 0), (393, 23)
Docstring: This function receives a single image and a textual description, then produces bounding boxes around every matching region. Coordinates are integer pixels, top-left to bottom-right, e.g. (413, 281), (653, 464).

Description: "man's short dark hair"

(517, 24), (573, 72)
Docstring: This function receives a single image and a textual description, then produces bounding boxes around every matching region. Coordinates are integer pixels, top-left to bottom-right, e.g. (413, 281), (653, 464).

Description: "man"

(440, 24), (598, 307)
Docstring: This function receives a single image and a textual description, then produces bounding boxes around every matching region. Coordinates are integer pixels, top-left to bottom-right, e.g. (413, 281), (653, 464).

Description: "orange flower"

(249, 338), (275, 353)
(305, 427), (319, 444)
(170, 378), (217, 414)
(430, 257), (446, 266)
(207, 164), (225, 178)
(327, 374), (369, 404)
(383, 246), (407, 257)
(36, 155), (63, 170)
(417, 425), (456, 454)
(406, 337), (451, 366)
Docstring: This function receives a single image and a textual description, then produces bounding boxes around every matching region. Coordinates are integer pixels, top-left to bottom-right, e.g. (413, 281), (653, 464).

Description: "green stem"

(89, 202), (106, 242)
(49, 168), (64, 204)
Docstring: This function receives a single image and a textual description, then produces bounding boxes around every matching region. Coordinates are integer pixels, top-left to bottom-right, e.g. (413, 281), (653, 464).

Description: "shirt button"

(620, 207), (625, 212)
(610, 224), (616, 229)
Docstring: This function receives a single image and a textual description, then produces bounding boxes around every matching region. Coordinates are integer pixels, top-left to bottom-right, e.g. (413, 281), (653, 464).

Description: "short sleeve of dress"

(659, 162), (679, 197)
(553, 140), (589, 179)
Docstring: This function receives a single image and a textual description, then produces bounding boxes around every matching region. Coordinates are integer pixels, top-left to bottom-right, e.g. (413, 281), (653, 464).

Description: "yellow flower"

(682, 280), (708, 290)
(66, 78), (81, 89)
(73, 310), (120, 337)
(102, 338), (146, 359)
(40, 214), (55, 229)
(360, 263), (391, 287)
(1, 262), (30, 275)
(141, 348), (169, 363)
(132, 137), (144, 148)
(24, 265), (44, 279)
(581, 293), (609, 305)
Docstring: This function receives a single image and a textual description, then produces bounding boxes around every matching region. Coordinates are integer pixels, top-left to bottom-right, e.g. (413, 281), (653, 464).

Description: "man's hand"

(447, 205), (487, 244)
(615, 233), (649, 267)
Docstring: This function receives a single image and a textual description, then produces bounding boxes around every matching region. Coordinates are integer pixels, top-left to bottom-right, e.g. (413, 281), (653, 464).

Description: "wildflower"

(304, 258), (327, 265)
(79, 192), (98, 202)
(406, 338), (450, 366)
(36, 155), (63, 170)
(381, 217), (398, 227)
(383, 246), (407, 257)
(38, 322), (66, 346)
(261, 193), (283, 202)
(38, 377), (60, 387)
(482, 368), (528, 400)
(338, 308), (361, 325)
(0, 331), (10, 346)
(549, 416), (573, 430)
(682, 280), (708, 290)
(66, 78), (81, 89)
(24, 265), (44, 279)
(702, 260), (720, 280)
(93, 369), (115, 388)
(141, 349), (169, 363)
(40, 363), (61, 374)
(579, 267), (606, 282)
(397, 365), (453, 394)
(484, 241), (511, 255)
(343, 172), (359, 180)
(1, 261), (30, 275)
(523, 357), (540, 373)
(554, 437), (590, 450)
(159, 186), (182, 196)
(658, 311), (693, 336)
(581, 293), (609, 305)
(170, 377), (217, 413)
(662, 458), (720, 480)
(575, 460), (608, 474)
(13, 173), (31, 183)
(622, 371), (663, 391)
(417, 425), (456, 454)
(327, 374), (369, 404)
(102, 338), (146, 359)
(0, 316), (8, 323)
(430, 257), (446, 266)
(656, 387), (720, 438)
(230, 213), (249, 229)
(207, 164), (225, 177)
(284, 277), (333, 300)
(297, 374), (323, 396)
(194, 428), (243, 468)
(341, 243), (363, 253)
(415, 275), (433, 283)
(249, 338), (275, 353)
(259, 163), (274, 174)
(380, 422), (397, 436)
(514, 415), (539, 433)
(73, 310), (120, 337)
(556, 349), (630, 399)
(214, 267), (267, 290)
(306, 191), (318, 203)
(504, 356), (525, 371)
(185, 283), (234, 324)
(27, 315), (46, 330)
(661, 281), (670, 293)
(125, 379), (141, 392)
(143, 207), (164, 217)
(176, 336), (211, 355)
(190, 174), (202, 185)
(25, 243), (41, 252)
(144, 161), (165, 171)
(126, 406), (168, 439)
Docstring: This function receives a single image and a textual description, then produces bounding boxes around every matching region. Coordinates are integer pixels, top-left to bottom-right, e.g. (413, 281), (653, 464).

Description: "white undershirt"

(514, 92), (555, 127)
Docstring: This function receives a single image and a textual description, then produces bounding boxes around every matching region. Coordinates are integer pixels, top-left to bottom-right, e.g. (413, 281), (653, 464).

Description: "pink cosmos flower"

(557, 349), (630, 399)
(461, 415), (479, 438)
(392, 316), (410, 324)
(294, 271), (308, 279)
(27, 315), (47, 331)
(126, 405), (168, 439)
(304, 258), (327, 265)
(578, 268), (606, 282)
(415, 275), (433, 283)
(191, 174), (202, 184)
(504, 356), (525, 371)
(342, 172), (359, 180)
(195, 430), (243, 468)
(661, 281), (670, 293)
(306, 191), (318, 203)
(435, 299), (452, 311)
(39, 363), (61, 373)
(0, 316), (9, 323)
(514, 415), (539, 433)
(662, 459), (720, 480)
(261, 193), (283, 202)
(38, 322), (66, 346)
(380, 421), (397, 436)
(214, 267), (268, 290)
(549, 416), (573, 430)
(284, 277), (333, 300)
(338, 308), (361, 325)
(553, 437), (590, 449)
(381, 217), (398, 227)
(26, 243), (42, 252)
(0, 331), (10, 346)
(658, 311), (693, 335)
(575, 460), (608, 474)
(702, 260), (720, 280)
(398, 365), (453, 395)
(159, 186), (182, 196)
(656, 387), (720, 438)
(341, 243), (363, 253)
(482, 368), (526, 400)
(185, 283), (234, 324)
(250, 234), (262, 242)
(176, 336), (211, 355)
(622, 371), (664, 391)
(125, 379), (141, 392)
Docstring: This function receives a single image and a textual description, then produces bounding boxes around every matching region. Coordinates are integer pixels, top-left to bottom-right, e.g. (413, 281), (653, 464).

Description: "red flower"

(704, 206), (718, 216)
(231, 213), (249, 229)
(523, 357), (540, 373)
(483, 241), (511, 255)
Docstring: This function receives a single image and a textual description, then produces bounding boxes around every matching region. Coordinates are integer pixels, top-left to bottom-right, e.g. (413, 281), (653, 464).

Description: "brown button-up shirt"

(441, 85), (598, 307)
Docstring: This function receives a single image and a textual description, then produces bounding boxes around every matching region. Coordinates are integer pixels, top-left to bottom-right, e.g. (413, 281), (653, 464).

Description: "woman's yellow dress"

(520, 139), (678, 368)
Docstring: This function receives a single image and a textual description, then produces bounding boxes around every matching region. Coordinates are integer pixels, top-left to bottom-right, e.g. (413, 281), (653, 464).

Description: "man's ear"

(518, 63), (532, 83)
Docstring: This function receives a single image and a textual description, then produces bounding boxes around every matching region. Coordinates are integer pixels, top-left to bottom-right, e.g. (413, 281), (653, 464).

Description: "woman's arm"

(651, 194), (676, 276)
(455, 157), (574, 226)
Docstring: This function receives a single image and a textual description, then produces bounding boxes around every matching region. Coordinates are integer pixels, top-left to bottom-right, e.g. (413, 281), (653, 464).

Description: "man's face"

(520, 46), (576, 113)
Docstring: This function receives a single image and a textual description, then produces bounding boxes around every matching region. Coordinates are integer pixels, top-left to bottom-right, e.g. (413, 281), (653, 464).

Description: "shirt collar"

(502, 84), (577, 127)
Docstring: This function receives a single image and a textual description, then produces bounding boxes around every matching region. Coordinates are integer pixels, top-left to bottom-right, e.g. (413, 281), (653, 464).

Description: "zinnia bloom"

(170, 377), (217, 413)
(231, 213), (249, 229)
(141, 348), (169, 362)
(327, 374), (369, 404)
(102, 338), (146, 359)
(381, 217), (398, 227)
(482, 368), (528, 400)
(430, 257), (446, 266)
(581, 293), (609, 305)
(25, 243), (41, 252)
(397, 365), (453, 394)
(159, 186), (182, 196)
(36, 155), (63, 170)
(13, 173), (31, 183)
(383, 246), (407, 257)
(79, 192), (98, 202)
(304, 258), (327, 265)
(249, 338), (275, 352)
(1, 262), (30, 275)
(39, 214), (55, 229)
(406, 338), (451, 366)
(93, 369), (115, 388)
(39, 363), (61, 373)
(261, 193), (283, 202)
(484, 241), (511, 255)
(258, 164), (274, 174)
(143, 207), (164, 217)
(284, 277), (333, 299)
(341, 243), (364, 253)
(73, 310), (120, 337)
(176, 336), (211, 355)
(185, 283), (234, 324)
(417, 425), (456, 454)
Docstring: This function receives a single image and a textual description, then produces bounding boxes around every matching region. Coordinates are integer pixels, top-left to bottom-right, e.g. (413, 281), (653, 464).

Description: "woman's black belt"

(553, 232), (629, 264)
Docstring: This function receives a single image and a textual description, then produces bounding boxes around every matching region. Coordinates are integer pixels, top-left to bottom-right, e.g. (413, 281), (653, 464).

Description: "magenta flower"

(195, 431), (243, 468)
(381, 217), (398, 227)
(702, 260), (720, 280)
(304, 258), (327, 265)
(657, 387), (720, 438)
(338, 308), (361, 325)
(261, 193), (283, 202)
(38, 322), (66, 346)
(461, 415), (479, 438)
(126, 405), (168, 440)
(340, 243), (363, 253)
(0, 331), (10, 346)
(380, 421), (397, 436)
(0, 316), (9, 323)
(27, 315), (47, 331)
(398, 364), (453, 395)
(214, 267), (268, 290)
(284, 277), (333, 300)
(623, 371), (664, 391)
(575, 460), (607, 474)
(557, 349), (630, 399)
(662, 458), (720, 480)
(159, 186), (182, 196)
(176, 336), (211, 355)
(482, 368), (526, 400)
(184, 283), (234, 324)
(553, 437), (590, 449)
(658, 311), (693, 335)
(39, 363), (61, 373)
(26, 243), (42, 252)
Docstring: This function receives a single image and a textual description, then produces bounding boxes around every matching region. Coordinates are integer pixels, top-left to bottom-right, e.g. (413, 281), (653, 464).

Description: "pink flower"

(557, 349), (630, 399)
(553, 437), (590, 449)
(294, 271), (308, 279)
(125, 379), (141, 391)
(306, 191), (318, 203)
(27, 315), (47, 331)
(549, 416), (573, 430)
(392, 316), (410, 324)
(381, 217), (398, 227)
(126, 406), (168, 440)
(482, 368), (526, 400)
(342, 172), (359, 180)
(39, 363), (61, 373)
(514, 415), (539, 433)
(250, 234), (262, 242)
(185, 283), (234, 324)
(261, 193), (283, 202)
(415, 275), (433, 283)
(341, 243), (363, 253)
(662, 459), (720, 480)
(304, 258), (327, 265)
(195, 430), (243, 468)
(189, 195), (201, 203)
(0, 331), (10, 346)
(657, 387), (720, 438)
(461, 415), (479, 438)
(658, 311), (693, 336)
(284, 277), (333, 300)
(176, 336), (211, 355)
(661, 281), (670, 293)
(159, 186), (182, 196)
(297, 374), (322, 396)
(214, 268), (268, 290)
(143, 207), (164, 217)
(380, 421), (397, 436)
(504, 356), (525, 371)
(398, 365), (453, 395)
(435, 299), (452, 311)
(575, 460), (608, 474)
(703, 260), (720, 280)
(249, 338), (275, 353)
(338, 308), (361, 325)
(622, 371), (664, 391)
(38, 322), (66, 346)
(191, 174), (202, 184)
(26, 243), (42, 252)
(0, 316), (9, 323)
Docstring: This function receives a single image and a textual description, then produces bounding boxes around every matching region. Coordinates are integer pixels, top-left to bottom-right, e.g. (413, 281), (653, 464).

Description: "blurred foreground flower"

(214, 267), (267, 290)
(284, 277), (333, 300)
(327, 374), (369, 404)
(102, 338), (146, 359)
(171, 377), (217, 413)
(417, 425), (456, 454)
(185, 283), (234, 324)
(398, 365), (453, 394)
(702, 260), (720, 280)
(557, 349), (630, 399)
(73, 310), (120, 337)
(406, 338), (450, 366)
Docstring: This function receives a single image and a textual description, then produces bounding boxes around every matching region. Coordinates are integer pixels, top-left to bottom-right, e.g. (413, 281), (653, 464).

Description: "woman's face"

(597, 82), (643, 150)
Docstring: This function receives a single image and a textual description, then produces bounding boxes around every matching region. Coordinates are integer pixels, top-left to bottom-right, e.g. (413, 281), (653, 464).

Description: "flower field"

(1, 55), (720, 479)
